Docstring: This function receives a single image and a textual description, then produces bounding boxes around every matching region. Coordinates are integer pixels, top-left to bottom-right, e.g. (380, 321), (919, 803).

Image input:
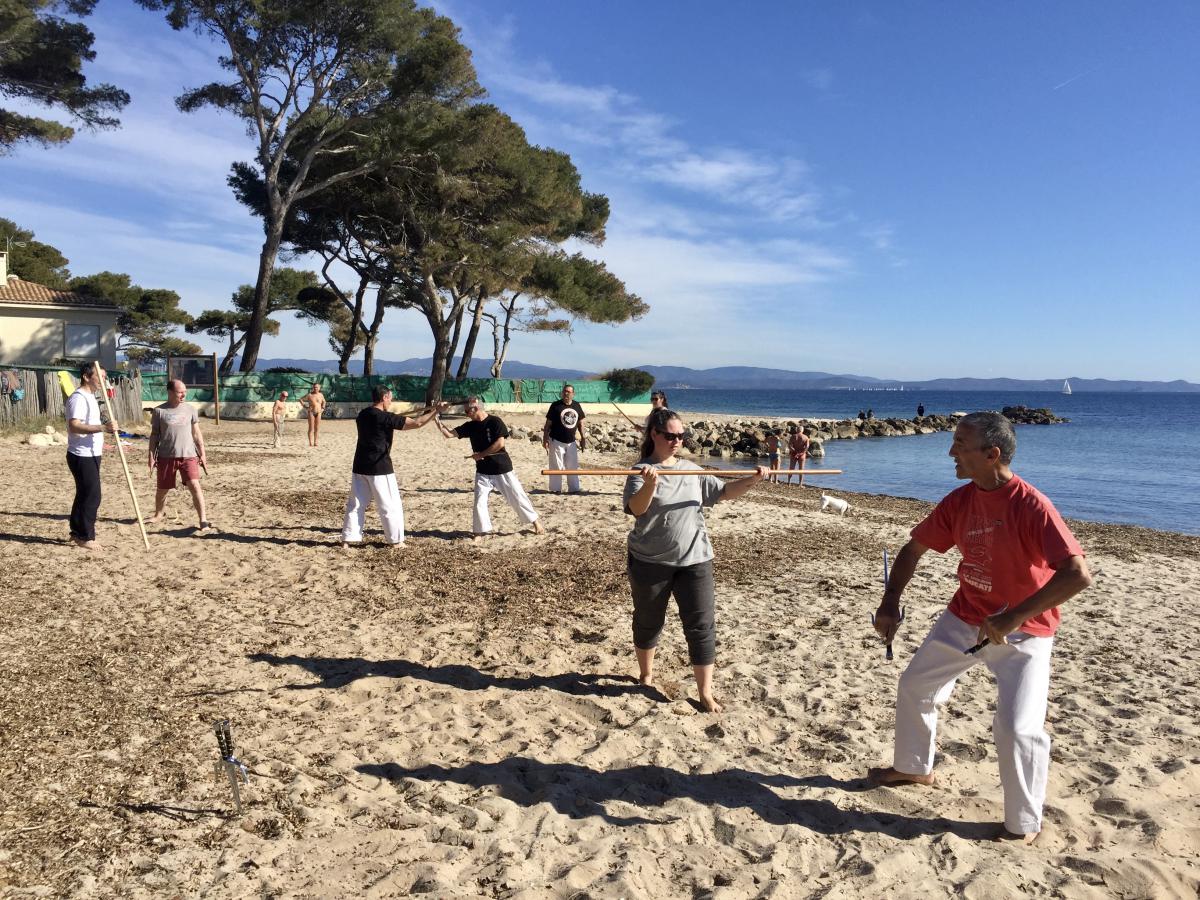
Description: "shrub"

(601, 368), (654, 397)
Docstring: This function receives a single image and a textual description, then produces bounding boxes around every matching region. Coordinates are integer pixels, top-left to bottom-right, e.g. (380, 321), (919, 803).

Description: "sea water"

(667, 389), (1200, 535)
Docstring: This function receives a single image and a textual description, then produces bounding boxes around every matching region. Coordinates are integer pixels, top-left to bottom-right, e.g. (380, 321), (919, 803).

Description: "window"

(64, 323), (100, 359)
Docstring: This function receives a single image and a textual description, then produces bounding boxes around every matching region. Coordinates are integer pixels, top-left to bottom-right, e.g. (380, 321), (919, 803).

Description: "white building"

(0, 251), (118, 367)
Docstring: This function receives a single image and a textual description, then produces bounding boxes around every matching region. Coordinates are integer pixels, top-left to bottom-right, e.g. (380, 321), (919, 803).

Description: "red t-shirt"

(910, 475), (1084, 637)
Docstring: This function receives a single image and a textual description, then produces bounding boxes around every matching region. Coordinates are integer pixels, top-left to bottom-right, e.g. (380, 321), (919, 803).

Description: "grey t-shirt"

(151, 402), (199, 458)
(623, 458), (725, 566)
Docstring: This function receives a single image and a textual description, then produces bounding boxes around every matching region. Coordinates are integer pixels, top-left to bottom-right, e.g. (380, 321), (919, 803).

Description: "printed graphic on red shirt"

(960, 514), (1002, 594)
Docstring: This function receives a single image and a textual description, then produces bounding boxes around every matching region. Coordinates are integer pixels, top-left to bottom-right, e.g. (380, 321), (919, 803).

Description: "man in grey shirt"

(148, 378), (210, 530)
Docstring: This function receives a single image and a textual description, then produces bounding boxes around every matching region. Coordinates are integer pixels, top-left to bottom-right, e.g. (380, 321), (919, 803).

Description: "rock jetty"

(518, 406), (1068, 459)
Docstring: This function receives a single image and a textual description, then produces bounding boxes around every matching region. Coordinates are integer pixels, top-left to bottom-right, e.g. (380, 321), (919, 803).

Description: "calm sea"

(667, 389), (1200, 536)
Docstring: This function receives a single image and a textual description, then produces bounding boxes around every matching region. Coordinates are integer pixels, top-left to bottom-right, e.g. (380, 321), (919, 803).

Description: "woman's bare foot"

(867, 766), (936, 787)
(148, 513), (165, 525)
(638, 673), (654, 686)
(531, 520), (545, 535)
(698, 692), (722, 713)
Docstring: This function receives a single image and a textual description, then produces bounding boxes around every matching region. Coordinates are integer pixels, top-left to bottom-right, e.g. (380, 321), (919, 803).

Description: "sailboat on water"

(1062, 379), (1072, 395)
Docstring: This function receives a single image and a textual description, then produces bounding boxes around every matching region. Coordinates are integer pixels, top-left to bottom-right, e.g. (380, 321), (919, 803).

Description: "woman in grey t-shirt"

(623, 408), (767, 712)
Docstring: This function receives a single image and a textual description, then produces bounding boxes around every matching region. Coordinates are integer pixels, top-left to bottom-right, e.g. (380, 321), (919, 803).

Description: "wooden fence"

(0, 367), (144, 431)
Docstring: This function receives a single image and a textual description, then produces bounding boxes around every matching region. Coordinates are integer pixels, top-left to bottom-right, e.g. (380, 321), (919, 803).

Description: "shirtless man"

(299, 383), (327, 447)
(271, 391), (288, 448)
(787, 426), (810, 486)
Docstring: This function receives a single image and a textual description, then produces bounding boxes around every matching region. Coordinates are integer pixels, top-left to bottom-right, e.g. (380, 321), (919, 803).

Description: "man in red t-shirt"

(868, 412), (1092, 843)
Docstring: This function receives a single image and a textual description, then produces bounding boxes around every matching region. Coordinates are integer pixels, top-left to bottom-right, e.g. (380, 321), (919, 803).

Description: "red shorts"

(156, 456), (201, 489)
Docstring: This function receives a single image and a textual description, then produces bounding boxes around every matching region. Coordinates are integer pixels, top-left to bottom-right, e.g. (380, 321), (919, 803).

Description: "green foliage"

(524, 253), (647, 325)
(0, 218), (70, 286)
(0, 0), (129, 152)
(264, 366), (309, 374)
(138, 0), (483, 370)
(601, 368), (654, 397)
(69, 271), (197, 366)
(187, 268), (317, 373)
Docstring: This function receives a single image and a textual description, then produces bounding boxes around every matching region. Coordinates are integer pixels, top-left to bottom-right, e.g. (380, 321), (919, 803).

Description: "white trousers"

(341, 473), (405, 544)
(272, 419), (283, 448)
(893, 610), (1053, 834)
(546, 439), (580, 492)
(473, 471), (538, 535)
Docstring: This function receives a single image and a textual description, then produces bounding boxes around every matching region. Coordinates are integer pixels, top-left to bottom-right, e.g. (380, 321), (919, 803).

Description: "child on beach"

(765, 431), (780, 483)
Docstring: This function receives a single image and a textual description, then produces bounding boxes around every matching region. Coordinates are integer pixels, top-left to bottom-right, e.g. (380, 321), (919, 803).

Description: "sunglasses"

(656, 429), (689, 443)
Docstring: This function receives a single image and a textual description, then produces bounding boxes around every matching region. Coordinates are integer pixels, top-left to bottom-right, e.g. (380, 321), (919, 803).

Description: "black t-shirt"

(454, 415), (513, 475)
(352, 407), (409, 475)
(546, 400), (585, 444)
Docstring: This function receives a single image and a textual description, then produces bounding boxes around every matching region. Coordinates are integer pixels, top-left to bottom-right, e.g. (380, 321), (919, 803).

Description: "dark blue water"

(669, 389), (1200, 535)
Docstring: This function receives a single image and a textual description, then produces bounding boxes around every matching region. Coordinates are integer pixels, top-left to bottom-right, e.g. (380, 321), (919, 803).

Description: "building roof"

(0, 277), (118, 309)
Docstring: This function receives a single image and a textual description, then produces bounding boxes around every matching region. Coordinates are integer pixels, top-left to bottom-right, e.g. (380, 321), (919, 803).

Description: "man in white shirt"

(65, 362), (117, 550)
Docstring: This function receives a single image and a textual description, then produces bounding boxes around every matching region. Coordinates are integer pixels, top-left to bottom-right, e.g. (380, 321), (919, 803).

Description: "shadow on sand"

(248, 653), (666, 701)
(356, 756), (994, 838)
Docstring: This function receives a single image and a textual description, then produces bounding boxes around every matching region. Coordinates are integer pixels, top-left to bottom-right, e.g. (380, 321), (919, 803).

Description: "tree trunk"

(239, 217), (286, 372)
(421, 277), (470, 405)
(220, 331), (246, 376)
(336, 271), (369, 374)
(362, 286), (387, 376)
(491, 296), (519, 378)
(455, 292), (488, 381)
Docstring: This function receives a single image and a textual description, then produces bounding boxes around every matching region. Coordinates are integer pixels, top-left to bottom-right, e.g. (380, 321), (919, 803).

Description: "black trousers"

(67, 453), (102, 541)
(628, 554), (716, 665)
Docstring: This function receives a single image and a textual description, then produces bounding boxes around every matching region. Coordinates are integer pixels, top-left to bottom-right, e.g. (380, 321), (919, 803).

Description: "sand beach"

(1, 413), (1198, 898)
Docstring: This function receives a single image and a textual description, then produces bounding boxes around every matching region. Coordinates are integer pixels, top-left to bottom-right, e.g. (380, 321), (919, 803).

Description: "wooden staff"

(542, 468), (843, 477)
(97, 362), (150, 550)
(611, 401), (642, 429)
(409, 397), (469, 416)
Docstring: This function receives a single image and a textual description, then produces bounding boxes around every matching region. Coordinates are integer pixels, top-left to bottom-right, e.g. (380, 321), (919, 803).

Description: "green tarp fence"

(141, 372), (648, 405)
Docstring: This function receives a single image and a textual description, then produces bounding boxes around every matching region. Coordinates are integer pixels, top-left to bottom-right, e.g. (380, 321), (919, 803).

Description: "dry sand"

(1, 413), (1198, 899)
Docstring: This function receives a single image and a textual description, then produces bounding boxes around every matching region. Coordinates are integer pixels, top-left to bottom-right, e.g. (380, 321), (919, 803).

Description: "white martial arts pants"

(893, 610), (1053, 834)
(341, 473), (405, 544)
(547, 439), (580, 492)
(473, 471), (538, 535)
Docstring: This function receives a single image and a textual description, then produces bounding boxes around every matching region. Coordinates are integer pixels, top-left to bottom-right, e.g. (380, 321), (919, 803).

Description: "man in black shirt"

(341, 384), (446, 548)
(439, 396), (543, 542)
(542, 383), (586, 493)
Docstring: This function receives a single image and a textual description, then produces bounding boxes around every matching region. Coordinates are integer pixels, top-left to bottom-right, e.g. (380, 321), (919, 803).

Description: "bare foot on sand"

(867, 766), (936, 787)
(389, 542), (405, 552)
(531, 520), (545, 535)
(147, 513), (165, 525)
(72, 537), (101, 551)
(638, 673), (654, 687)
(993, 826), (1039, 845)
(698, 692), (722, 713)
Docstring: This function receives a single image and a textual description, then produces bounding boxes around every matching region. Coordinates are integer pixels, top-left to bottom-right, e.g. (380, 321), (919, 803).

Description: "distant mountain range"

(251, 358), (1200, 393)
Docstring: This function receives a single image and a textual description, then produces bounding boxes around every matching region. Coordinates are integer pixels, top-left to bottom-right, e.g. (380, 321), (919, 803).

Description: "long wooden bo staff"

(542, 468), (843, 477)
(611, 401), (642, 429)
(95, 360), (151, 550)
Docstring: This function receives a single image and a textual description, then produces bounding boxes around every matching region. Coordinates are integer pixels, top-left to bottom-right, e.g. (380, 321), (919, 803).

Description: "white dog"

(820, 494), (849, 516)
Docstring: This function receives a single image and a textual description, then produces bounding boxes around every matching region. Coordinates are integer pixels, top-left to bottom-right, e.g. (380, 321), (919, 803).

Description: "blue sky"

(4, 1), (1198, 380)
